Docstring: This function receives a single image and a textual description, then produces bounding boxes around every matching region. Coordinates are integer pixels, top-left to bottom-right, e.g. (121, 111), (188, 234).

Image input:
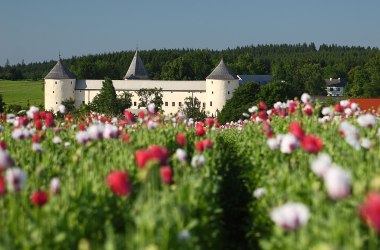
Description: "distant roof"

(325, 78), (346, 87)
(238, 75), (273, 85)
(349, 98), (380, 111)
(76, 79), (206, 91)
(45, 59), (76, 79)
(124, 51), (150, 80)
(206, 59), (238, 80)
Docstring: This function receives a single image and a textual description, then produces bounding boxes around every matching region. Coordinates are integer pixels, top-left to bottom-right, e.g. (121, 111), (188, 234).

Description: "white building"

(44, 52), (242, 116)
(325, 78), (345, 97)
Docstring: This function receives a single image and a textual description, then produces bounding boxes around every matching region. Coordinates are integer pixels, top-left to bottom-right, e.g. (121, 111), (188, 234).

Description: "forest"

(1, 43), (380, 97)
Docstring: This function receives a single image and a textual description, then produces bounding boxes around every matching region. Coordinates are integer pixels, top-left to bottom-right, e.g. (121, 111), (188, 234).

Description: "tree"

(179, 96), (206, 120)
(218, 82), (260, 124)
(89, 77), (120, 115)
(363, 53), (380, 97)
(345, 66), (368, 97)
(256, 80), (298, 107)
(136, 88), (163, 111)
(117, 91), (133, 112)
(298, 63), (326, 95)
(0, 94), (5, 113)
(61, 98), (76, 113)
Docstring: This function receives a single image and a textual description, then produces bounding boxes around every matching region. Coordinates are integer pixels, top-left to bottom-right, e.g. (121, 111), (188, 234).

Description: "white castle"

(44, 51), (272, 116)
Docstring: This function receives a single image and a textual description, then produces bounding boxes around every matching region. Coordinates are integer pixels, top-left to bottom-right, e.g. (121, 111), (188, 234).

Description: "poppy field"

(1, 95), (380, 250)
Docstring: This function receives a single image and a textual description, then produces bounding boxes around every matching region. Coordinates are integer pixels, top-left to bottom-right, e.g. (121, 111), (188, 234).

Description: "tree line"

(0, 43), (379, 98)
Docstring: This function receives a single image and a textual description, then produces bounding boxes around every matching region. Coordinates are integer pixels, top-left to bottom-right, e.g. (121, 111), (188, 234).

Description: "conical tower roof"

(206, 59), (238, 80)
(124, 51), (150, 80)
(45, 59), (76, 79)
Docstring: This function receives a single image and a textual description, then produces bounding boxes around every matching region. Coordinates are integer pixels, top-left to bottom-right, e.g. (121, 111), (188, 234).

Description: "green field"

(0, 80), (44, 107)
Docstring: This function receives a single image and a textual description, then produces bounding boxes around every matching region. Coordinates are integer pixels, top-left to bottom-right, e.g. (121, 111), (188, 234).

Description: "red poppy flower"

(122, 134), (130, 142)
(205, 118), (215, 128)
(195, 141), (204, 152)
(259, 101), (268, 111)
(135, 145), (169, 169)
(106, 171), (132, 197)
(30, 191), (49, 207)
(160, 166), (173, 185)
(258, 111), (268, 121)
(301, 135), (323, 154)
(0, 141), (7, 150)
(360, 192), (380, 234)
(34, 120), (42, 130)
(176, 133), (186, 147)
(202, 139), (213, 149)
(135, 150), (151, 169)
(124, 110), (136, 123)
(335, 104), (344, 113)
(138, 111), (145, 119)
(289, 122), (305, 141)
(0, 175), (6, 196)
(195, 126), (206, 136)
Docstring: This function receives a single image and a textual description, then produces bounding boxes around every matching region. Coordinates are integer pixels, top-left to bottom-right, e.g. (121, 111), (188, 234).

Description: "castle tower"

(124, 51), (150, 80)
(44, 59), (76, 113)
(205, 59), (239, 117)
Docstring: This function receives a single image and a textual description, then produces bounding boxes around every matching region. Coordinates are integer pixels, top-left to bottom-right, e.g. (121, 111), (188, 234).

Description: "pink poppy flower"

(270, 202), (310, 231)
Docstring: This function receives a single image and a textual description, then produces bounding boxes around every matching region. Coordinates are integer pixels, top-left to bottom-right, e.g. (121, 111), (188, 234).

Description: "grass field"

(0, 80), (44, 107)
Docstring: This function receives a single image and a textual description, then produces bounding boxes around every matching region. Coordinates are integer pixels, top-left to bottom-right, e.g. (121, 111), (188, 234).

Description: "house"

(325, 78), (346, 97)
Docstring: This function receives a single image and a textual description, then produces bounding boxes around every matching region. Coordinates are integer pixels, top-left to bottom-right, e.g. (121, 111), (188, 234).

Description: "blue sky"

(1, 0), (379, 65)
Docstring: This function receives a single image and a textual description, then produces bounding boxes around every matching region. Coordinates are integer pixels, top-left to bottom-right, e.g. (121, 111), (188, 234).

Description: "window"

(170, 113), (173, 115)
(165, 102), (168, 106)
(71, 81), (73, 85)
(228, 81), (230, 84)
(82, 101), (85, 104)
(171, 91), (173, 93)
(53, 91), (54, 93)
(212, 91), (214, 94)
(211, 81), (213, 84)
(134, 102), (137, 106)
(172, 102), (175, 107)
(56, 102), (58, 104)
(55, 81), (57, 84)
(203, 103), (206, 108)
(73, 91), (74, 93)
(80, 90), (82, 93)
(179, 102), (182, 106)
(228, 91), (230, 94)
(210, 101), (212, 107)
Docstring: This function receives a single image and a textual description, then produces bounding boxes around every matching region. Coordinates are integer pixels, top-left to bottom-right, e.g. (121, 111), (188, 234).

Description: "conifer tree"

(90, 77), (120, 115)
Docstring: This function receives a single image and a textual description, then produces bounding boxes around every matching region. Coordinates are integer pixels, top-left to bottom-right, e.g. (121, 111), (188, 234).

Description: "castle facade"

(44, 52), (264, 116)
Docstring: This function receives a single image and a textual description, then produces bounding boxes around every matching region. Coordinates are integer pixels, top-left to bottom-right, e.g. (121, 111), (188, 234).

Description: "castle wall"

(74, 79), (207, 115)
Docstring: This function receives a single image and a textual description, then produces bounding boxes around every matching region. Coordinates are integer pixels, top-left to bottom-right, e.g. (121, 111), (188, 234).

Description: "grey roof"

(238, 75), (273, 85)
(206, 59), (238, 80)
(76, 79), (206, 91)
(45, 60), (76, 79)
(124, 51), (150, 80)
(325, 78), (346, 87)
